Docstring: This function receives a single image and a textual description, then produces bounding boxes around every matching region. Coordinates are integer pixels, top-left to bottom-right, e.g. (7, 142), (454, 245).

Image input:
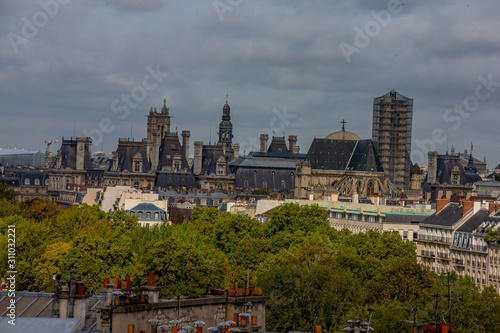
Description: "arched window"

(154, 212), (159, 219)
(34, 178), (40, 186)
(24, 178), (30, 185)
(146, 212), (151, 219)
(356, 181), (362, 194)
(366, 181), (375, 196)
(138, 212), (143, 218)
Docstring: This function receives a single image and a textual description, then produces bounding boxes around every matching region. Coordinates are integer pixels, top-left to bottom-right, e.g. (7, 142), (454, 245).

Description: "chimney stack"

(233, 143), (240, 160)
(462, 200), (473, 215)
(436, 197), (450, 213)
(288, 135), (297, 154)
(260, 134), (269, 153)
(427, 152), (438, 184)
(193, 141), (203, 175)
(182, 130), (190, 159)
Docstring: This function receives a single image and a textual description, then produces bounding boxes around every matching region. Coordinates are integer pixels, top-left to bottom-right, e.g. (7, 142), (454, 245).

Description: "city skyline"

(1, 0), (499, 167)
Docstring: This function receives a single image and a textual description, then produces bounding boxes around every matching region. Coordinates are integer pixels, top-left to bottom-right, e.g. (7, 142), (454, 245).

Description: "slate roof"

(0, 169), (49, 186)
(427, 154), (480, 185)
(0, 290), (105, 331)
(58, 139), (93, 170)
(267, 136), (289, 153)
(229, 152), (305, 191)
(306, 138), (384, 172)
(111, 139), (151, 173)
(129, 203), (165, 211)
(156, 170), (198, 189)
(384, 212), (432, 224)
(229, 154), (304, 169)
(457, 209), (490, 233)
(158, 133), (190, 170)
(200, 145), (233, 175)
(420, 203), (463, 227)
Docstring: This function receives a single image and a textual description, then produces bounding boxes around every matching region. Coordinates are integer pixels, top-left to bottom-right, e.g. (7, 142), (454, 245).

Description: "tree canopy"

(1, 200), (499, 332)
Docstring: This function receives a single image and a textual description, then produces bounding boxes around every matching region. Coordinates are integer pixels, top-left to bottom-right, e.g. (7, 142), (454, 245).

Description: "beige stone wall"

(98, 295), (267, 333)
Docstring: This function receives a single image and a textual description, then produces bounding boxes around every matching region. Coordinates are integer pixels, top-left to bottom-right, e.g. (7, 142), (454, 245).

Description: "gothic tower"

(147, 99), (172, 170)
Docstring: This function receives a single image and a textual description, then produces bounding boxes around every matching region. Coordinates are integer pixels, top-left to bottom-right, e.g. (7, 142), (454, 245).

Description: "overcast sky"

(1, 0), (500, 167)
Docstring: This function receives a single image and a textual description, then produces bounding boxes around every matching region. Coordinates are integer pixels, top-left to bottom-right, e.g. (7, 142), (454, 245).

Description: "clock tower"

(218, 100), (233, 145)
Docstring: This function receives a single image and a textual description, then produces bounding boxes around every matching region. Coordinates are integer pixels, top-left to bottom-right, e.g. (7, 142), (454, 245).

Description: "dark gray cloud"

(1, 0), (499, 167)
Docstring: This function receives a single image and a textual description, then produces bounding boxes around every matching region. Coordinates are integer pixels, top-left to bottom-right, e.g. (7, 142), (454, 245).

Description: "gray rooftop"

(420, 203), (464, 228)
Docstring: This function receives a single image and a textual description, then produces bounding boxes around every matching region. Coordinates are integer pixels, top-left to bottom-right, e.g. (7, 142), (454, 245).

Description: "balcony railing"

(438, 253), (450, 259)
(470, 245), (488, 253)
(421, 250), (435, 257)
(417, 234), (452, 243)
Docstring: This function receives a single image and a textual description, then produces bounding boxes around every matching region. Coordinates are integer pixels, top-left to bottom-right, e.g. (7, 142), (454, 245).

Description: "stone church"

(294, 125), (402, 199)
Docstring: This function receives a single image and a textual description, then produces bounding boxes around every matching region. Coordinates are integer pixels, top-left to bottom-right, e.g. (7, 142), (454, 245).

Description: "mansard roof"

(112, 139), (151, 173)
(306, 138), (384, 172)
(457, 209), (490, 233)
(156, 170), (198, 189)
(428, 154), (480, 185)
(420, 203), (463, 228)
(128, 203), (165, 212)
(267, 136), (289, 153)
(200, 145), (233, 176)
(158, 133), (190, 170)
(58, 139), (93, 170)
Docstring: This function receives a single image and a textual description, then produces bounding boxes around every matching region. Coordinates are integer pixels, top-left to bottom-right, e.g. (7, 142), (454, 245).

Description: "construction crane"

(45, 139), (58, 156)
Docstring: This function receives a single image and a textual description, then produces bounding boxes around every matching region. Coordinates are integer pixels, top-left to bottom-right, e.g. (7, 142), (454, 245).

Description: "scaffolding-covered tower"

(372, 89), (413, 191)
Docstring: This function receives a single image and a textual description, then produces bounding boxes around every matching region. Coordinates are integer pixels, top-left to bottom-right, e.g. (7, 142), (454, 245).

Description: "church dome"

(326, 131), (361, 141)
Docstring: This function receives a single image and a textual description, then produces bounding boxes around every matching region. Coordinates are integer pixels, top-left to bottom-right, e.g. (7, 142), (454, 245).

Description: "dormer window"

(216, 156), (226, 176)
(24, 178), (30, 185)
(451, 166), (460, 185)
(133, 152), (143, 173)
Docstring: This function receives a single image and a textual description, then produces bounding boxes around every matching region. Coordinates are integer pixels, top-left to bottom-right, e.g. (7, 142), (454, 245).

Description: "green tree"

(259, 244), (364, 332)
(0, 183), (15, 201)
(33, 242), (72, 292)
(63, 232), (136, 293)
(23, 199), (63, 224)
(263, 203), (330, 250)
(141, 237), (222, 298)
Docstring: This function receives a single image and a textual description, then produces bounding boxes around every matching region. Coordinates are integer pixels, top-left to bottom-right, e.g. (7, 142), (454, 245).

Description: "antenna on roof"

(130, 122), (133, 140)
(73, 121), (76, 138)
(226, 90), (229, 104)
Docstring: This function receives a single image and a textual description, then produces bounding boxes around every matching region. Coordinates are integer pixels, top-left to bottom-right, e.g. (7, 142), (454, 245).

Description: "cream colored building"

(285, 195), (434, 240)
(416, 198), (500, 293)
